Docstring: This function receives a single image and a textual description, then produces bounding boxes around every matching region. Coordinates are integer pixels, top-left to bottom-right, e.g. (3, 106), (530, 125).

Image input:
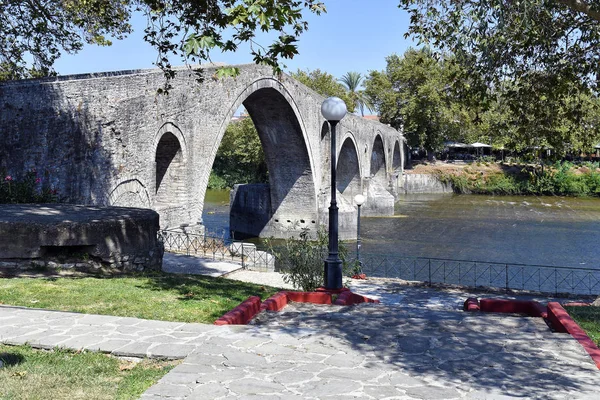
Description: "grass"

(0, 344), (177, 400)
(564, 306), (600, 347)
(0, 273), (280, 323)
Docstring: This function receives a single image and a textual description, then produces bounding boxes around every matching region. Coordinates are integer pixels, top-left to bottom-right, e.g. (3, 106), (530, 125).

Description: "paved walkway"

(1, 280), (599, 399)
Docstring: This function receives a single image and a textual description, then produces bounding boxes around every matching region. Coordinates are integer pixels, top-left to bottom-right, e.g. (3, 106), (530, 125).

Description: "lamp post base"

(324, 258), (343, 290)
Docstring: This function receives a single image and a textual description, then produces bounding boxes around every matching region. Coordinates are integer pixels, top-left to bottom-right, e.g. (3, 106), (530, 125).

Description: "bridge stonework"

(0, 64), (404, 239)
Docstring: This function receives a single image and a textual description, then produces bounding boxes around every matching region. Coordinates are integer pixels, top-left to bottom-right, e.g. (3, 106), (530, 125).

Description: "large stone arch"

(210, 78), (318, 238)
(337, 135), (361, 202)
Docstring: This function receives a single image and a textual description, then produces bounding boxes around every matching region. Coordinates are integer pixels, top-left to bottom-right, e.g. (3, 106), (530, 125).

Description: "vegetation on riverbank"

(564, 306), (600, 347)
(0, 273), (279, 323)
(432, 161), (600, 197)
(208, 117), (268, 190)
(0, 344), (176, 399)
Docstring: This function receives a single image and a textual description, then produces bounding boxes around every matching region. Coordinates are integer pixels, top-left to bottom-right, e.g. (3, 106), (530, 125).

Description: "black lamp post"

(321, 97), (347, 290)
(354, 193), (365, 271)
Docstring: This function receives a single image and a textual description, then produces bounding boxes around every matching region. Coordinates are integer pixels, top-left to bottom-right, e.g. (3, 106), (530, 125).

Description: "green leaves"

(209, 117), (268, 190)
(1, 0), (132, 80)
(2, 0), (326, 83)
(291, 68), (355, 112)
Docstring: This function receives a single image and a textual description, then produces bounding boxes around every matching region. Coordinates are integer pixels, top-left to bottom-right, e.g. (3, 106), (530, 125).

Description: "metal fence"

(357, 254), (600, 296)
(158, 229), (274, 272)
(159, 229), (600, 296)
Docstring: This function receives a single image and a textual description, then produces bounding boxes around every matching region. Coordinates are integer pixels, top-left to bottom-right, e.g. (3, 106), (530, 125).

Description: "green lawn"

(0, 344), (177, 399)
(564, 306), (600, 347)
(0, 273), (280, 323)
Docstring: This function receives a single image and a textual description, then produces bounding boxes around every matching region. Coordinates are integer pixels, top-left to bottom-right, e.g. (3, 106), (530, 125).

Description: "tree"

(339, 72), (373, 116)
(365, 48), (475, 159)
(398, 0), (600, 153)
(1, 0), (132, 79)
(1, 0), (326, 81)
(209, 116), (268, 189)
(290, 68), (355, 112)
(399, 1), (600, 93)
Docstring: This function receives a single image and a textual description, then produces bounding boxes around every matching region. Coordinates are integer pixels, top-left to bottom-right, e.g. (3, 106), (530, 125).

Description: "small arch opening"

(155, 132), (185, 205)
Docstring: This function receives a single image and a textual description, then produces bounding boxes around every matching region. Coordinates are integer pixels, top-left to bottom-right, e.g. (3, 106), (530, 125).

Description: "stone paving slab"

(1, 282), (599, 399)
(162, 253), (243, 277)
(139, 284), (600, 399)
(0, 305), (234, 359)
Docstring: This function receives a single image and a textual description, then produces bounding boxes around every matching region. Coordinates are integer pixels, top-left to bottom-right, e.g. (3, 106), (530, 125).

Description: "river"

(202, 190), (600, 269)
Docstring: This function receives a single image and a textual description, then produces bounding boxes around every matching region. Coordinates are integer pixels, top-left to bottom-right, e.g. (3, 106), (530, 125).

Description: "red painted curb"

(547, 302), (600, 369)
(463, 297), (480, 312)
(287, 291), (332, 304)
(216, 290), (381, 325)
(315, 287), (350, 294)
(479, 298), (547, 318)
(334, 291), (380, 306)
(260, 291), (289, 312)
(214, 296), (261, 325)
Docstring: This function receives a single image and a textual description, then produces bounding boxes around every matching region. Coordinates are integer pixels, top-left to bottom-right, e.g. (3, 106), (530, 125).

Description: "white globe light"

(321, 97), (347, 121)
(354, 194), (365, 206)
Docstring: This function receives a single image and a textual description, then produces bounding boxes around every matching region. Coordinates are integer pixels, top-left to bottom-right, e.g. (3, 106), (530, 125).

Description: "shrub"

(0, 169), (59, 204)
(268, 228), (351, 292)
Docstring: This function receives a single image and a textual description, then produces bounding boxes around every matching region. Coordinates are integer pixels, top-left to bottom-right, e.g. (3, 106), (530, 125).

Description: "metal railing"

(158, 229), (274, 272)
(356, 254), (600, 296)
(158, 229), (600, 296)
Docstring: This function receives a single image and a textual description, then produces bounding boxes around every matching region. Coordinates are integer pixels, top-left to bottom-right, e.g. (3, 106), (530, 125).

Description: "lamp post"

(321, 97), (347, 290)
(354, 194), (365, 271)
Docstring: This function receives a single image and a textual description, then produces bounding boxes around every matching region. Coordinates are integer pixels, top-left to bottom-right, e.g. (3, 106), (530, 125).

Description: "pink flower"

(35, 177), (41, 184)
(4, 175), (12, 182)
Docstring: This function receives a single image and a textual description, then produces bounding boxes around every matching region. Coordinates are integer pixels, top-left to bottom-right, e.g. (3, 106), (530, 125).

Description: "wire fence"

(159, 229), (600, 296)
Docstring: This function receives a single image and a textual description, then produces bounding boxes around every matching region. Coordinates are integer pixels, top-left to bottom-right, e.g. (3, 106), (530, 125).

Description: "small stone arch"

(108, 178), (151, 208)
(154, 123), (187, 207)
(393, 140), (402, 170)
(337, 136), (361, 202)
(370, 134), (387, 186)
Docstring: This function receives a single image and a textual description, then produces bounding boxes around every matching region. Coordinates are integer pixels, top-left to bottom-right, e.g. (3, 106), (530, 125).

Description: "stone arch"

(108, 178), (150, 208)
(210, 78), (317, 237)
(320, 121), (331, 190)
(393, 140), (402, 170)
(154, 124), (187, 207)
(337, 136), (361, 202)
(370, 134), (387, 186)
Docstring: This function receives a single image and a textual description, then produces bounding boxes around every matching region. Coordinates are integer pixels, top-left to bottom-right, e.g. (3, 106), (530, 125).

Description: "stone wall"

(0, 205), (162, 273)
(400, 174), (453, 194)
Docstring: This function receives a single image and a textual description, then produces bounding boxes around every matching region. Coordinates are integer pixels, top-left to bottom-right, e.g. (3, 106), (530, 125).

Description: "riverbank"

(408, 160), (600, 196)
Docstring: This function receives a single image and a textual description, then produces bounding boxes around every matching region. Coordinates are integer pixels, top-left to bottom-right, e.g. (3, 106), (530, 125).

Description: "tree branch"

(556, 0), (600, 22)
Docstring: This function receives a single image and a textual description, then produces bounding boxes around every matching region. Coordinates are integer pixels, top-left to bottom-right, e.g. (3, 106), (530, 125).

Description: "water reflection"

(364, 194), (600, 268)
(202, 190), (600, 269)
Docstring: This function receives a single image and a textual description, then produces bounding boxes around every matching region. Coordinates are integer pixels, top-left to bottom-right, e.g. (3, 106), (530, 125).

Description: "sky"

(53, 0), (416, 81)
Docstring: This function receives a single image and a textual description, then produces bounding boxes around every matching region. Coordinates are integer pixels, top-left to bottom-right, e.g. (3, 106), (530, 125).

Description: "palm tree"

(339, 72), (373, 117)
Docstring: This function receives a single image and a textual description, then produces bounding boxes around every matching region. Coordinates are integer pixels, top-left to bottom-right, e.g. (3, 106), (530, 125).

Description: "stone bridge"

(0, 64), (404, 239)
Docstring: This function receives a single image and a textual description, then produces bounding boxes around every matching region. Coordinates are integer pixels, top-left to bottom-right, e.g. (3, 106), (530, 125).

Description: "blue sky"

(54, 0), (416, 80)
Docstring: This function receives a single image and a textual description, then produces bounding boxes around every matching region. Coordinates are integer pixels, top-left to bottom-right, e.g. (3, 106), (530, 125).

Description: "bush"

(0, 169), (59, 204)
(268, 228), (352, 292)
(436, 161), (600, 197)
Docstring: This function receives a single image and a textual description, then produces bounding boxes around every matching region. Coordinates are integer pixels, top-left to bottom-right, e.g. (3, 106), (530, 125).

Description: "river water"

(203, 190), (600, 269)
